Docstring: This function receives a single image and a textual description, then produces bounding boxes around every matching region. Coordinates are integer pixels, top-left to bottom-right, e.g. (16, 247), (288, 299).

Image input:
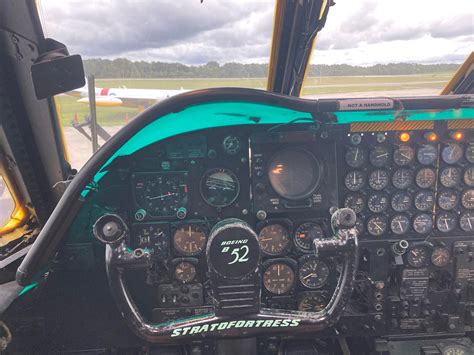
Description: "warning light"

(424, 132), (438, 142)
(451, 131), (464, 141)
(399, 132), (410, 142)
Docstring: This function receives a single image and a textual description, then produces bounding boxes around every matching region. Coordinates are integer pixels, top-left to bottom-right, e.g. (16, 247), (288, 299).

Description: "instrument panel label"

(339, 99), (394, 111)
(170, 319), (301, 337)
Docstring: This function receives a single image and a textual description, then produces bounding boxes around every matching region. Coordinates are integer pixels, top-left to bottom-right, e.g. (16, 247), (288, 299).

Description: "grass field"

(56, 73), (453, 127)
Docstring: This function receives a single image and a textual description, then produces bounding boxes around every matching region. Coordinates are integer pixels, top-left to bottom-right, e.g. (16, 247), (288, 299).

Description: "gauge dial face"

(437, 190), (458, 210)
(294, 222), (324, 251)
(133, 173), (188, 217)
(369, 170), (389, 190)
(390, 214), (410, 235)
(268, 149), (321, 200)
(346, 146), (367, 168)
(344, 194), (365, 213)
(415, 168), (436, 189)
(414, 190), (435, 211)
(368, 193), (389, 213)
(391, 191), (412, 212)
(407, 246), (429, 267)
(431, 247), (450, 267)
(394, 145), (414, 166)
(413, 213), (433, 234)
(173, 224), (207, 255)
(132, 224), (169, 259)
(392, 168), (414, 189)
(222, 135), (241, 155)
(299, 259), (330, 288)
(417, 144), (438, 165)
(345, 170), (365, 191)
(461, 189), (474, 209)
(440, 167), (461, 188)
(436, 212), (457, 233)
(258, 224), (290, 255)
(298, 292), (327, 312)
(466, 144), (474, 163)
(174, 261), (197, 283)
(442, 143), (463, 164)
(370, 146), (390, 167)
(263, 263), (295, 295)
(464, 167), (474, 187)
(460, 211), (474, 232)
(200, 168), (240, 207)
(367, 215), (387, 237)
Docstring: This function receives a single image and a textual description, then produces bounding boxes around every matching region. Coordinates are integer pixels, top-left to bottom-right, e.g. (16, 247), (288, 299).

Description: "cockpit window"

(38, 1), (469, 171)
(0, 176), (16, 230)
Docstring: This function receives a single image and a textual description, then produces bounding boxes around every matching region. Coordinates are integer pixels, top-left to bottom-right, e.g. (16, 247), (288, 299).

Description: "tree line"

(83, 58), (459, 78)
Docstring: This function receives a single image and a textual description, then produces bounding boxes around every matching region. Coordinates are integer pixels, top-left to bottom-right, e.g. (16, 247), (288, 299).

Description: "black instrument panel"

(119, 123), (474, 336)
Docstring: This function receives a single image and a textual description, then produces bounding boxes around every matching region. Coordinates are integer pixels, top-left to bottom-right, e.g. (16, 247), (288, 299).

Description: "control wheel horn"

(98, 209), (359, 342)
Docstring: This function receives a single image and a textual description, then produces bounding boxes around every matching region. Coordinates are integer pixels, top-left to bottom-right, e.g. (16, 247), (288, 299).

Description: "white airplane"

(67, 81), (189, 109)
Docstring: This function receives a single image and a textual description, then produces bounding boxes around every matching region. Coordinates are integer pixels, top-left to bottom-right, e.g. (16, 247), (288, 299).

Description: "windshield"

(39, 0), (471, 169)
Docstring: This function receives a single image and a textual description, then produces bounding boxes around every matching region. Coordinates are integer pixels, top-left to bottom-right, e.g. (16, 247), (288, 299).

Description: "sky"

(39, 0), (473, 66)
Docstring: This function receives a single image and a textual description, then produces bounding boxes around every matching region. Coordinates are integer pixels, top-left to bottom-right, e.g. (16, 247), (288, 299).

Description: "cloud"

(40, 0), (472, 65)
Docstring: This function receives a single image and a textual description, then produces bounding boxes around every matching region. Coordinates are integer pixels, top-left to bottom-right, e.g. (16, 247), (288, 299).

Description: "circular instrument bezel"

(262, 259), (296, 295)
(267, 148), (322, 201)
(172, 223), (208, 256)
(257, 222), (291, 256)
(200, 168), (240, 208)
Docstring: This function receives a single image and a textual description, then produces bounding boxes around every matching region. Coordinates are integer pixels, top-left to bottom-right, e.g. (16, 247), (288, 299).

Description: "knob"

(93, 214), (127, 244)
(331, 208), (356, 229)
(134, 208), (146, 221)
(176, 207), (187, 219)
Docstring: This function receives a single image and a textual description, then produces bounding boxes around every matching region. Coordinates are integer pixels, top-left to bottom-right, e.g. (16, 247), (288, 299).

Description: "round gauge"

(466, 144), (474, 163)
(464, 166), (474, 187)
(440, 167), (461, 188)
(413, 213), (433, 234)
(367, 215), (387, 237)
(417, 144), (438, 165)
(133, 173), (188, 217)
(345, 146), (367, 168)
(437, 190), (458, 210)
(442, 143), (463, 164)
(258, 224), (290, 255)
(391, 191), (412, 212)
(174, 261), (197, 283)
(461, 189), (474, 209)
(394, 145), (414, 166)
(263, 263), (295, 295)
(200, 168), (240, 207)
(132, 224), (168, 257)
(299, 258), (330, 289)
(294, 222), (324, 251)
(414, 190), (435, 211)
(370, 146), (390, 167)
(173, 224), (207, 255)
(390, 214), (410, 235)
(222, 135), (241, 155)
(368, 193), (389, 213)
(298, 292), (327, 312)
(344, 194), (365, 213)
(344, 170), (365, 191)
(437, 212), (457, 233)
(459, 211), (474, 232)
(407, 246), (429, 267)
(415, 168), (436, 189)
(369, 170), (389, 190)
(392, 168), (414, 189)
(268, 149), (321, 200)
(431, 247), (450, 267)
